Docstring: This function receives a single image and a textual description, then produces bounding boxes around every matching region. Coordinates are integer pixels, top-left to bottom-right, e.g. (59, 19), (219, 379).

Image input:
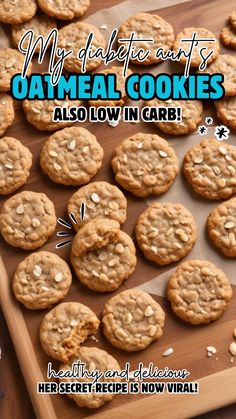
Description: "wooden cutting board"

(0, 0), (236, 418)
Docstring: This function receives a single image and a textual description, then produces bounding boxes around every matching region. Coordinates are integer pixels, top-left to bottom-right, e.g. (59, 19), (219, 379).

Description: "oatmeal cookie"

(221, 25), (236, 49)
(183, 139), (236, 200)
(89, 67), (132, 107)
(167, 260), (232, 325)
(38, 0), (90, 20)
(207, 198), (236, 257)
(200, 54), (236, 96)
(71, 219), (136, 292)
(0, 191), (57, 250)
(111, 132), (179, 197)
(40, 302), (100, 362)
(23, 98), (82, 131)
(59, 347), (120, 409)
(40, 127), (103, 186)
(135, 202), (197, 265)
(0, 0), (37, 24)
(13, 251), (72, 310)
(144, 99), (203, 135)
(0, 94), (15, 137)
(173, 27), (219, 67)
(215, 96), (236, 130)
(11, 13), (56, 52)
(102, 288), (165, 351)
(0, 48), (32, 92)
(0, 137), (32, 195)
(67, 181), (127, 231)
(58, 22), (106, 72)
(118, 13), (174, 65)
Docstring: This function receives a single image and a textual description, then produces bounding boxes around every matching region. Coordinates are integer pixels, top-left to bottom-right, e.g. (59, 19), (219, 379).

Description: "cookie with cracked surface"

(59, 347), (120, 409)
(40, 127), (103, 186)
(215, 96), (236, 130)
(183, 139), (236, 200)
(111, 133), (179, 197)
(118, 13), (174, 65)
(173, 27), (219, 67)
(102, 288), (165, 352)
(229, 11), (236, 29)
(144, 99), (203, 135)
(67, 181), (127, 231)
(89, 67), (132, 107)
(0, 191), (56, 250)
(40, 302), (100, 362)
(0, 48), (32, 92)
(221, 25), (236, 49)
(13, 251), (72, 310)
(23, 98), (82, 131)
(167, 260), (232, 325)
(71, 219), (136, 292)
(135, 202), (197, 266)
(0, 94), (15, 137)
(0, 137), (32, 195)
(0, 0), (37, 24)
(58, 22), (105, 72)
(12, 13), (56, 53)
(207, 198), (236, 257)
(200, 54), (236, 96)
(38, 0), (90, 20)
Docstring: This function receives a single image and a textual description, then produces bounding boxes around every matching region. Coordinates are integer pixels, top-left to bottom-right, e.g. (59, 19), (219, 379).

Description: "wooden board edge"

(89, 366), (236, 419)
(0, 257), (57, 419)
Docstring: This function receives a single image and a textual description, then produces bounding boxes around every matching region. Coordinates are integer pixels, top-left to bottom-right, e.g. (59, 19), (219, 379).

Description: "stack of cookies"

(0, 2), (235, 411)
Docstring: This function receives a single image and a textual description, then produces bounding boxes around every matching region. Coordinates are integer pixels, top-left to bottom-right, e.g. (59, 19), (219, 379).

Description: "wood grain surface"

(1, 0), (236, 418)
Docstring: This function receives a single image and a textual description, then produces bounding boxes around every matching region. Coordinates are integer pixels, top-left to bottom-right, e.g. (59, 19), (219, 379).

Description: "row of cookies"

(5, 190), (235, 320)
(13, 244), (232, 328)
(1, 128), (235, 199)
(0, 0), (90, 23)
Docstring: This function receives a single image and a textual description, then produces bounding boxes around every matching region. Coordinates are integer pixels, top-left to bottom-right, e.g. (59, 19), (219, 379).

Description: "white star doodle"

(214, 125), (230, 141)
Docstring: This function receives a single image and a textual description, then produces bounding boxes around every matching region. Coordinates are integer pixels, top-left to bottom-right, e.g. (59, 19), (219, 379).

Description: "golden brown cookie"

(111, 133), (179, 197)
(23, 98), (82, 131)
(89, 66), (132, 107)
(0, 137), (32, 195)
(40, 302), (100, 362)
(215, 96), (236, 130)
(200, 54), (236, 96)
(102, 288), (165, 351)
(40, 127), (103, 186)
(38, 0), (90, 20)
(0, 48), (32, 92)
(183, 139), (236, 200)
(220, 25), (236, 49)
(144, 99), (203, 135)
(11, 13), (56, 52)
(71, 219), (136, 292)
(67, 181), (127, 231)
(118, 13), (174, 65)
(0, 94), (15, 137)
(135, 202), (197, 265)
(173, 27), (220, 67)
(0, 0), (37, 24)
(59, 347), (120, 409)
(0, 191), (57, 250)
(58, 22), (106, 72)
(167, 260), (232, 325)
(13, 251), (72, 310)
(207, 198), (236, 257)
